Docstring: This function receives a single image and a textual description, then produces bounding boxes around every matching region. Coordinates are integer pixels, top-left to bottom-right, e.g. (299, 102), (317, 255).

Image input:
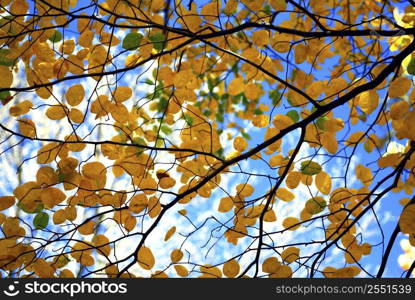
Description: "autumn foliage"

(0, 0), (415, 278)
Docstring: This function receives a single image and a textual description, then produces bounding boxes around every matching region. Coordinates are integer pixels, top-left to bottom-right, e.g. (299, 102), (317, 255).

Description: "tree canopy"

(0, 0), (415, 278)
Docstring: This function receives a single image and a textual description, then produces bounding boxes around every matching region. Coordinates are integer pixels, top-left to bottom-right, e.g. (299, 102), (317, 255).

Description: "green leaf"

(133, 137), (146, 145)
(183, 114), (194, 126)
(33, 212), (49, 229)
(214, 148), (224, 159)
(241, 131), (251, 140)
(54, 255), (70, 268)
(408, 58), (415, 75)
(160, 124), (172, 135)
(286, 110), (299, 123)
(17, 201), (44, 214)
(300, 160), (322, 176)
(0, 57), (14, 66)
(231, 63), (239, 74)
(58, 172), (66, 183)
(203, 109), (211, 116)
(216, 113), (224, 123)
(316, 116), (328, 131)
(157, 97), (168, 112)
(269, 90), (281, 106)
(253, 108), (263, 115)
(156, 138), (164, 147)
(305, 197), (326, 214)
(133, 137), (146, 156)
(207, 77), (214, 91)
(0, 90), (11, 100)
(149, 32), (166, 51)
(122, 32), (143, 50)
(48, 30), (62, 43)
(0, 49), (14, 66)
(263, 4), (272, 14)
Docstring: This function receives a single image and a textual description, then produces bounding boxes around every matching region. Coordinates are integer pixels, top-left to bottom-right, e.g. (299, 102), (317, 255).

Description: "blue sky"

(0, 0), (413, 278)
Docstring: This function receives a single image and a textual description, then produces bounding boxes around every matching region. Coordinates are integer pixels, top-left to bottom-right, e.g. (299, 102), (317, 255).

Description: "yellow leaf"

(282, 217), (300, 230)
(82, 161), (106, 178)
(60, 269), (75, 278)
(69, 108), (84, 123)
(46, 105), (69, 120)
(223, 259), (240, 278)
(218, 196), (233, 212)
(330, 187), (354, 204)
(199, 265), (222, 278)
(325, 118), (344, 132)
(269, 0), (287, 11)
(228, 77), (245, 96)
(33, 259), (55, 278)
(123, 214), (136, 232)
(276, 188), (295, 202)
(333, 266), (361, 278)
(399, 204), (415, 234)
(36, 166), (58, 186)
(315, 171), (331, 195)
(18, 118), (36, 138)
(78, 220), (95, 235)
(233, 136), (248, 152)
(201, 2), (219, 22)
(65, 84), (85, 106)
(53, 209), (66, 225)
(65, 206), (77, 221)
(264, 209), (277, 222)
(321, 132), (338, 154)
(269, 154), (283, 167)
(159, 177), (176, 189)
(41, 187), (66, 208)
(113, 86), (132, 103)
(37, 142), (61, 164)
(265, 127), (282, 152)
(224, 0), (238, 15)
(164, 226), (176, 242)
(174, 265), (189, 277)
(304, 196), (326, 214)
(236, 183), (254, 197)
(345, 131), (365, 146)
(390, 100), (410, 120)
(356, 164), (372, 186)
(0, 196), (15, 211)
(286, 171), (301, 189)
(129, 194), (148, 214)
(147, 196), (161, 218)
(273, 114), (294, 130)
(262, 257), (281, 273)
(110, 103), (129, 123)
(281, 247), (300, 263)
(9, 100), (32, 117)
(252, 30), (269, 47)
(137, 245), (155, 270)
(357, 90), (379, 115)
(170, 249), (184, 263)
(140, 177), (157, 194)
(0, 66), (13, 88)
(60, 39), (75, 54)
(269, 265), (292, 278)
(389, 76), (411, 98)
(80, 254), (94, 267)
(294, 44), (307, 64)
(252, 114), (269, 128)
(300, 208), (313, 221)
(150, 0), (165, 12)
